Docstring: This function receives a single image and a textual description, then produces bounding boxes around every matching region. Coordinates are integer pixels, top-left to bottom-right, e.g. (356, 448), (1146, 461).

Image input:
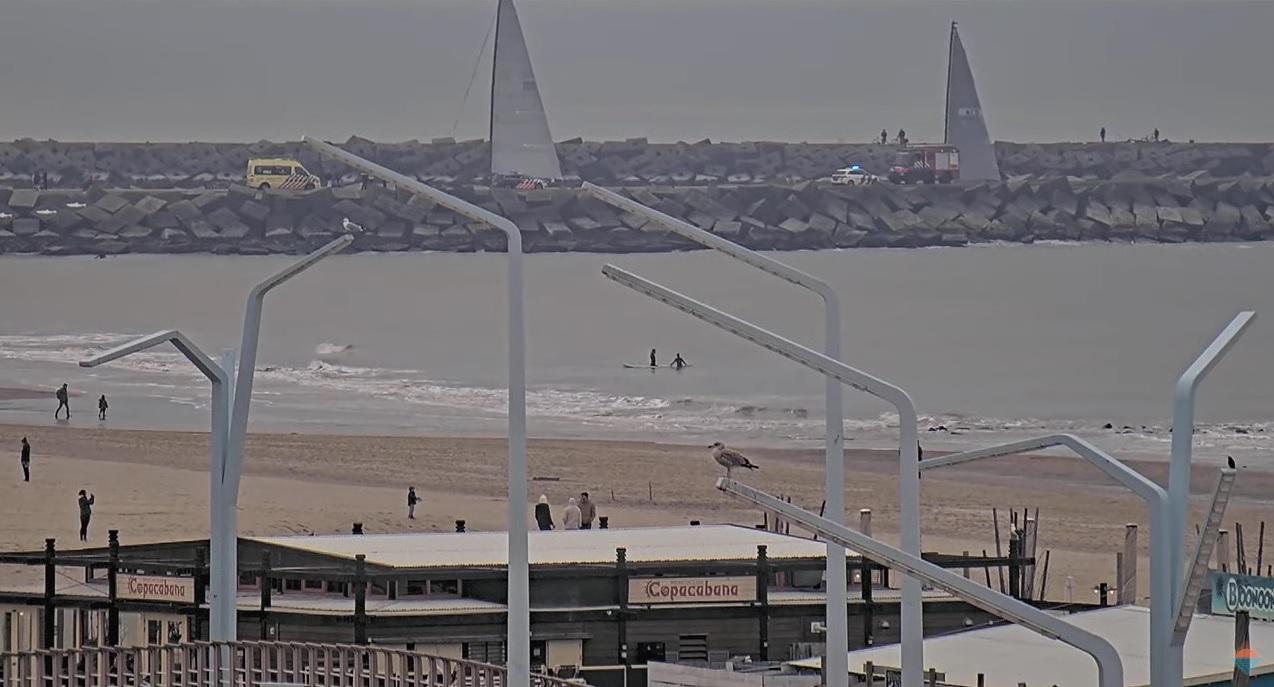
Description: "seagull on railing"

(710, 441), (760, 479)
(342, 217), (364, 233)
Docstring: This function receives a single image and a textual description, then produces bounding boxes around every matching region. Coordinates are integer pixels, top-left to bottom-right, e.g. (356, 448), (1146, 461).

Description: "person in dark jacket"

(534, 495), (554, 531)
(407, 487), (418, 519)
(20, 437), (31, 482)
(77, 490), (95, 542)
(98, 395), (109, 421)
(55, 383), (70, 420)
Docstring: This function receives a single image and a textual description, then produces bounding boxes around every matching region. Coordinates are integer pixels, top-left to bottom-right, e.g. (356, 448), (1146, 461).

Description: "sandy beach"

(1, 420), (1270, 602)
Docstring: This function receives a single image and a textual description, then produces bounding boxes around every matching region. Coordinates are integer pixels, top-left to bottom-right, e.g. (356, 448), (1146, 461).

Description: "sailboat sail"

(944, 22), (1000, 181)
(489, 0), (562, 180)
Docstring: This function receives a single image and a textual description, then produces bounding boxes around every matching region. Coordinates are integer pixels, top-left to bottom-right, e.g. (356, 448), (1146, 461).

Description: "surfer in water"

(672, 354), (687, 370)
(650, 349), (657, 367)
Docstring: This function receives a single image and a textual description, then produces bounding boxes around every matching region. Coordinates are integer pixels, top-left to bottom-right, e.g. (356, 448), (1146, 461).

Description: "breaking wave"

(1, 331), (1271, 458)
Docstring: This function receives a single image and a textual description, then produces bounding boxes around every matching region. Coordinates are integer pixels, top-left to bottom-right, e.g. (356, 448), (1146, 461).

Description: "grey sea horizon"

(1, 0), (1273, 144)
(0, 242), (1270, 464)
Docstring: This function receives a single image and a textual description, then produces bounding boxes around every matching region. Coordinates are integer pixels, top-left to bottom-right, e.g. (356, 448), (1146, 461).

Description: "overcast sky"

(2, 0), (1272, 143)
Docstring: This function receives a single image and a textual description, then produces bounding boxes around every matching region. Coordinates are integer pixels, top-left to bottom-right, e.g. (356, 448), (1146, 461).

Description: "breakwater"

(4, 177), (1274, 256)
(4, 139), (1274, 187)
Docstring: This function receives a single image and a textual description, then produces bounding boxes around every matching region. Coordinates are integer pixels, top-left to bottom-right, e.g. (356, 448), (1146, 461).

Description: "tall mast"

(944, 21), (956, 144)
(488, 1), (501, 152)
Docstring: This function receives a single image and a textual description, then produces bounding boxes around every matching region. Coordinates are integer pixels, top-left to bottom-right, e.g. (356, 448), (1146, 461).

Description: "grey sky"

(2, 0), (1271, 143)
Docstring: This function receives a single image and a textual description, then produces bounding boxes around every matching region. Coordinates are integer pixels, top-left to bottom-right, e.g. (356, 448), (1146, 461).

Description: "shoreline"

(2, 422), (1269, 599)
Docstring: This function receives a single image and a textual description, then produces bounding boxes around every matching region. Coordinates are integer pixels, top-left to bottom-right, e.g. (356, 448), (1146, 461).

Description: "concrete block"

(12, 218), (40, 236)
(8, 189), (39, 209)
(94, 194), (129, 214)
(134, 195), (168, 216)
(240, 200), (271, 224)
(120, 225), (155, 239)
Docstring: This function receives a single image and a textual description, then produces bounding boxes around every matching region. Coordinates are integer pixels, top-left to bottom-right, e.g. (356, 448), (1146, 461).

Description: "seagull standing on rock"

(342, 217), (364, 233)
(710, 441), (760, 479)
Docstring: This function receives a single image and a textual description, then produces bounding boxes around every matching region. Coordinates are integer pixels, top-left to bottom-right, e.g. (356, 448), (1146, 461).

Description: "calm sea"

(1, 242), (1271, 463)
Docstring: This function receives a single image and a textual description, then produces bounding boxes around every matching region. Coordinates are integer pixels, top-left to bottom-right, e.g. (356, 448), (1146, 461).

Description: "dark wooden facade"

(0, 532), (1095, 687)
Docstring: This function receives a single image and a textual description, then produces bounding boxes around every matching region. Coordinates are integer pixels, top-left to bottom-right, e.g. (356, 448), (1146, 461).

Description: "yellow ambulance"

(246, 158), (321, 190)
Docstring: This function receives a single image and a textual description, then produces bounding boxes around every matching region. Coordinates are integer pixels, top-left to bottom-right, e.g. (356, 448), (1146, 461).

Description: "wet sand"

(1, 422), (1269, 600)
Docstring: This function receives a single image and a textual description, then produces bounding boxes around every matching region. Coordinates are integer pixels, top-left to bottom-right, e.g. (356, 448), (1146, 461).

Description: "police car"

(829, 165), (879, 186)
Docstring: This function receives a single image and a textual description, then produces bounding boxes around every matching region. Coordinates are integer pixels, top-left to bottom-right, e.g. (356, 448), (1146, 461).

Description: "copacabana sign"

(1212, 573), (1274, 621)
(119, 575), (196, 603)
(628, 576), (757, 605)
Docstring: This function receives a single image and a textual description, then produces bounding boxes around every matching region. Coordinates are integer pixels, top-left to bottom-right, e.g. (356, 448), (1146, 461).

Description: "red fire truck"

(887, 144), (960, 184)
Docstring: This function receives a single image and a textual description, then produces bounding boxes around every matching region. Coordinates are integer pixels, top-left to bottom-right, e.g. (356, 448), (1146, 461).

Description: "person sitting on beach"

(672, 354), (687, 370)
(77, 490), (96, 542)
(563, 498), (582, 531)
(407, 487), (418, 520)
(534, 495), (554, 531)
(55, 383), (70, 420)
(98, 394), (109, 421)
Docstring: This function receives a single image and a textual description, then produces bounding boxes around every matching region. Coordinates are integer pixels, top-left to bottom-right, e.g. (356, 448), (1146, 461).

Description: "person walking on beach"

(407, 487), (418, 519)
(534, 495), (554, 531)
(20, 437), (31, 482)
(98, 395), (109, 421)
(563, 497), (582, 531)
(77, 490), (95, 542)
(578, 492), (596, 530)
(55, 383), (70, 420)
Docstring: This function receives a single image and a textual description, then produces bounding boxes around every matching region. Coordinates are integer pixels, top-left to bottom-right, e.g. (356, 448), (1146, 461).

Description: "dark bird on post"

(1227, 455), (1236, 470)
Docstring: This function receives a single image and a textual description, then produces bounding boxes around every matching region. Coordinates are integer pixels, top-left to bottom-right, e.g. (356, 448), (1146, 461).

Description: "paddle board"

(622, 363), (692, 370)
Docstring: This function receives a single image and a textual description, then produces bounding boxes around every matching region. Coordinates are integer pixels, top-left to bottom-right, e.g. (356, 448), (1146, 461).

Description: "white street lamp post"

(582, 182), (858, 683)
(717, 478), (1124, 687)
(301, 137), (532, 686)
(219, 234), (352, 638)
(81, 235), (352, 645)
(1164, 311), (1255, 687)
(600, 264), (924, 685)
(918, 434), (1171, 687)
(79, 331), (232, 639)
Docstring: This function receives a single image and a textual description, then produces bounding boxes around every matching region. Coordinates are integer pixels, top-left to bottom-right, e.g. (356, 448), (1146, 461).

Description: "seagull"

(1227, 455), (1236, 469)
(342, 217), (364, 233)
(710, 441), (760, 479)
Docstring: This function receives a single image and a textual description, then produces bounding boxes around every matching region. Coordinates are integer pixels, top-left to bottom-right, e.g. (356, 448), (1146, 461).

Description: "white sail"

(489, 0), (562, 180)
(944, 22), (1000, 181)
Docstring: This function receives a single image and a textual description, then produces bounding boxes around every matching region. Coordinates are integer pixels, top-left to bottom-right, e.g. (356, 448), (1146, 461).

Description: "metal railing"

(0, 640), (586, 687)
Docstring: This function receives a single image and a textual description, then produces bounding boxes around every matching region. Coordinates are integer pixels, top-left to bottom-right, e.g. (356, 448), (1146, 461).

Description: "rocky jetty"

(3, 139), (1274, 188)
(4, 177), (1274, 256)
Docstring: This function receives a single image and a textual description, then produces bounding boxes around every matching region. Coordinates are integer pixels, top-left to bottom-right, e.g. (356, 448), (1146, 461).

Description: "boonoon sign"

(628, 576), (757, 605)
(1211, 572), (1274, 621)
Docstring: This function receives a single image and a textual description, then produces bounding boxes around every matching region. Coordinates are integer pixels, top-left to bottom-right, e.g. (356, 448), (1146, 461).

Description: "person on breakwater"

(20, 437), (31, 482)
(563, 497), (582, 531)
(578, 492), (596, 530)
(535, 495), (554, 531)
(77, 490), (96, 542)
(407, 486), (418, 519)
(98, 394), (109, 421)
(55, 383), (70, 420)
